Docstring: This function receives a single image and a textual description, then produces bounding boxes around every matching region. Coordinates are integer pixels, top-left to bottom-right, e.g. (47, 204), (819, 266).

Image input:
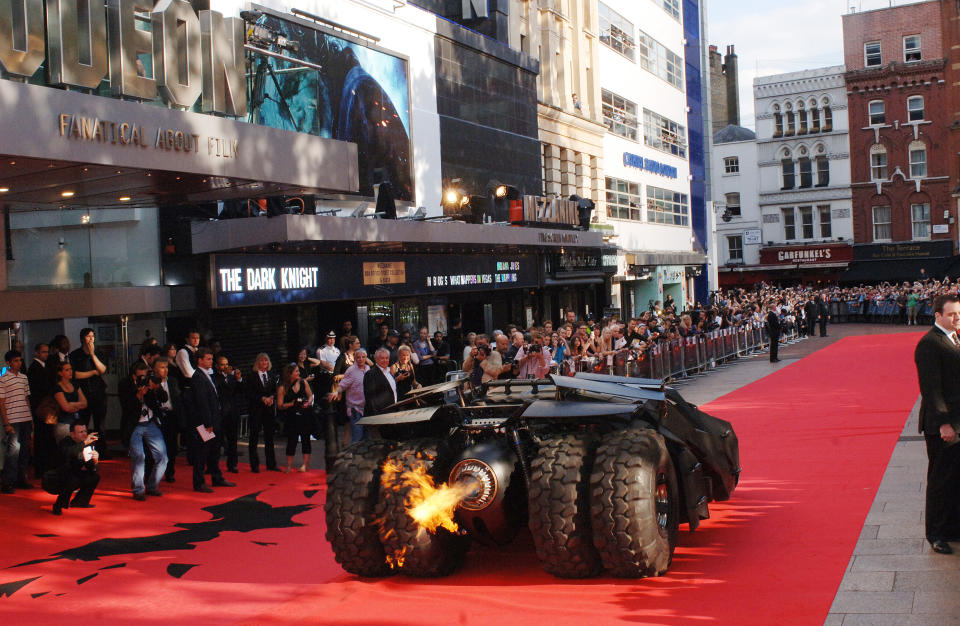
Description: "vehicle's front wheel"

(590, 428), (680, 577)
(528, 432), (602, 578)
(324, 439), (395, 577)
(376, 440), (468, 577)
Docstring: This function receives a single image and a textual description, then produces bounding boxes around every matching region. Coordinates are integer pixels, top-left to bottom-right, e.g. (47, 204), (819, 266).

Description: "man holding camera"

(49, 422), (100, 515)
(121, 362), (168, 501)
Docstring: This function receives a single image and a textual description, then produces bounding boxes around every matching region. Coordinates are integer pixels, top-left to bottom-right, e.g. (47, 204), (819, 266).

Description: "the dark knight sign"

(212, 253), (537, 308)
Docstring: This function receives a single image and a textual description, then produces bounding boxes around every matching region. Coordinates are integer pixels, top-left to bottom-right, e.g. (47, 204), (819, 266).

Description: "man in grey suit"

(914, 293), (960, 554)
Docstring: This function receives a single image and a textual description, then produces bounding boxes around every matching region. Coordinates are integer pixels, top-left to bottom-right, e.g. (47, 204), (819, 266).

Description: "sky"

(706, 0), (929, 130)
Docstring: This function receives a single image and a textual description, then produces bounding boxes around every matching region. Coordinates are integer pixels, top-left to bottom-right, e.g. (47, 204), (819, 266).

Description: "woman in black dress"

(52, 361), (87, 443)
(277, 364), (314, 473)
(390, 345), (420, 398)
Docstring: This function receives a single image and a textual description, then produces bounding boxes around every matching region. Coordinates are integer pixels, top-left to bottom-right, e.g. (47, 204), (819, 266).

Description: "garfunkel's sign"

(759, 243), (853, 266)
(0, 0), (245, 115)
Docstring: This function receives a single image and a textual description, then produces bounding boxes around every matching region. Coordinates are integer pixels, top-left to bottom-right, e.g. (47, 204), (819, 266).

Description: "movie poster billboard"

(247, 11), (413, 201)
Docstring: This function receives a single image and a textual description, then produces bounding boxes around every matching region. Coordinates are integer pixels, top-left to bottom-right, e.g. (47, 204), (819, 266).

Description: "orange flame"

(380, 458), (477, 535)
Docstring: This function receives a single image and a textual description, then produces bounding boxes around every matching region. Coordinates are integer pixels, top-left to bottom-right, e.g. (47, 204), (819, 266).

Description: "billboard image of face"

(248, 13), (413, 201)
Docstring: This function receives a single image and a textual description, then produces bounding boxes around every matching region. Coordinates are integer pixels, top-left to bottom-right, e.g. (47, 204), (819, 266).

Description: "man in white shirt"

(1, 350), (33, 493)
(316, 331), (340, 373)
(363, 348), (397, 416)
(175, 330), (200, 381)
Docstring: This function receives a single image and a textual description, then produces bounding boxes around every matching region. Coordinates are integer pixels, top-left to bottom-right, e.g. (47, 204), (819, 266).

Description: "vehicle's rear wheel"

(528, 432), (602, 578)
(590, 428), (680, 577)
(324, 439), (395, 577)
(376, 440), (468, 577)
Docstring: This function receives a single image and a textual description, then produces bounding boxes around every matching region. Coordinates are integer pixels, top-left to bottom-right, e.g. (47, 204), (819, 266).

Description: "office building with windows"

(596, 0), (706, 315)
(840, 1), (954, 281)
(752, 66), (854, 285)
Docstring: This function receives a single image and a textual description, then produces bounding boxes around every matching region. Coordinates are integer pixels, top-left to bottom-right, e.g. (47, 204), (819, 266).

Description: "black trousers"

(248, 411), (277, 471)
(82, 397), (108, 455)
(220, 411), (239, 470)
(32, 419), (58, 478)
(56, 471), (100, 508)
(189, 429), (223, 488)
(159, 417), (180, 480)
(769, 333), (779, 361)
(819, 318), (828, 337)
(924, 433), (960, 541)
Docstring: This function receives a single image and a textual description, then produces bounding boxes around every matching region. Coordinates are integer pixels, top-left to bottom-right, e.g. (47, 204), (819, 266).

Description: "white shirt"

(160, 380), (173, 412)
(379, 365), (397, 403)
(317, 344), (340, 368)
(175, 345), (197, 379)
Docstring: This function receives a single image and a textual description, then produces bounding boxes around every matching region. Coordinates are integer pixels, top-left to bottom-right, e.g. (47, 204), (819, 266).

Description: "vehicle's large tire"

(376, 440), (468, 577)
(528, 433), (602, 578)
(324, 439), (395, 577)
(590, 428), (680, 577)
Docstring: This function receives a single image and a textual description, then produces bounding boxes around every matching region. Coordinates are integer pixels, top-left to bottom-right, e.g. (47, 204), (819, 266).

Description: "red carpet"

(0, 333), (922, 625)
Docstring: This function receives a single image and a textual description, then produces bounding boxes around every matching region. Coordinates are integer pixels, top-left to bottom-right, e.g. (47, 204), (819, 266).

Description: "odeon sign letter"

(0, 0), (246, 116)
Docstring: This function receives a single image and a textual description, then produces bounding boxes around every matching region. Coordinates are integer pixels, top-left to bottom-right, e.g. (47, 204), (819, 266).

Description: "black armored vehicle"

(324, 373), (740, 579)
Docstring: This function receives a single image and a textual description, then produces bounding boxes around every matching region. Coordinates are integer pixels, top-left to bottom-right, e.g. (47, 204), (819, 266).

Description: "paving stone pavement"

(670, 323), (960, 626)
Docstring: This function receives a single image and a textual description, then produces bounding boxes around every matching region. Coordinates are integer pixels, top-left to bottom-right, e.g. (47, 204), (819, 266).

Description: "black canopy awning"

(840, 257), (950, 284)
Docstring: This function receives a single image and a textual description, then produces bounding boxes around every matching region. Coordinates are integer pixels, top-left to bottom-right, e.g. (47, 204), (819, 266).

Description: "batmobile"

(324, 373), (740, 579)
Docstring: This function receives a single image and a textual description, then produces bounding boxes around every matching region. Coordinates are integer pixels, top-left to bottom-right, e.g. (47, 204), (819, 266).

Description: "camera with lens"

(528, 343), (542, 352)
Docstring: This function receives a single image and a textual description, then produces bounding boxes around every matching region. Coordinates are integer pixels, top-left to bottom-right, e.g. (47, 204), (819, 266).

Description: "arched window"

(868, 100), (885, 125)
(822, 99), (833, 132)
(809, 99), (820, 133)
(870, 144), (888, 181)
(907, 96), (924, 122)
(816, 154), (829, 186)
(781, 149), (795, 189)
(773, 104), (783, 138)
(872, 205), (892, 241)
(798, 102), (807, 134)
(909, 140), (927, 178)
(785, 104), (795, 136)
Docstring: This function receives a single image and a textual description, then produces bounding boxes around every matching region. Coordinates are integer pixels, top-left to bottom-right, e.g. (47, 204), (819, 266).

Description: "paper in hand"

(82, 446), (94, 462)
(196, 425), (216, 442)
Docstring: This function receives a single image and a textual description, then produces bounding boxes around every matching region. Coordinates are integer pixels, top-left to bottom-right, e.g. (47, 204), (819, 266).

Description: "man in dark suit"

(27, 343), (54, 477)
(189, 348), (234, 492)
(914, 293), (960, 554)
(213, 355), (243, 473)
(364, 348), (398, 416)
(804, 299), (818, 337)
(49, 422), (100, 515)
(766, 301), (781, 363)
(152, 358), (182, 483)
(245, 353), (279, 472)
(817, 294), (830, 337)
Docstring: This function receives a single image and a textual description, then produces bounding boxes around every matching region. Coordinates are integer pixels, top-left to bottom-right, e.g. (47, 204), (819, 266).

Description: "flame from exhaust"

(380, 458), (478, 535)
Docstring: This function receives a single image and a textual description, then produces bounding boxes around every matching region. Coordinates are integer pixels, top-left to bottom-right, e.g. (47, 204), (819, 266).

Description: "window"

(822, 105), (833, 131)
(870, 145), (888, 180)
(637, 30), (684, 89)
(798, 107), (808, 135)
(868, 100), (885, 125)
(798, 157), (813, 188)
(872, 206), (892, 241)
(774, 111), (783, 138)
(818, 205), (832, 238)
(904, 35), (921, 63)
(799, 206), (814, 239)
(599, 3), (635, 60)
(865, 41), (882, 67)
(907, 96), (924, 121)
(605, 177), (642, 221)
(782, 208), (796, 240)
(816, 156), (829, 186)
(810, 106), (820, 133)
(909, 141), (927, 178)
(727, 235), (743, 261)
(781, 159), (795, 189)
(911, 203), (931, 239)
(725, 192), (741, 216)
(653, 0), (680, 20)
(602, 89), (639, 140)
(723, 157), (740, 174)
(785, 111), (795, 136)
(643, 109), (687, 157)
(646, 186), (689, 225)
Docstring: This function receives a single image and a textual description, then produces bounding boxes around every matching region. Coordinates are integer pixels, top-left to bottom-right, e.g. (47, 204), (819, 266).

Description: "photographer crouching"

(45, 422), (100, 515)
(119, 362), (168, 501)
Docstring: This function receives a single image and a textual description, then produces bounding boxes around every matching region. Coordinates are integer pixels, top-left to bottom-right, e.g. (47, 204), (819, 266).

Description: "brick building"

(942, 0), (960, 207)
(841, 1), (954, 277)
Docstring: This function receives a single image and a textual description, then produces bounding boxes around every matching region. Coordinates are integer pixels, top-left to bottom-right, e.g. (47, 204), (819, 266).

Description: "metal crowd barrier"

(559, 320), (799, 384)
